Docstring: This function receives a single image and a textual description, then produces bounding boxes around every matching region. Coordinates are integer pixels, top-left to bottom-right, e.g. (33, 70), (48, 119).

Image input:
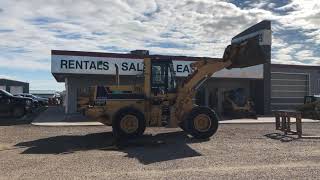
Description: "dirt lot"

(1, 123), (320, 179)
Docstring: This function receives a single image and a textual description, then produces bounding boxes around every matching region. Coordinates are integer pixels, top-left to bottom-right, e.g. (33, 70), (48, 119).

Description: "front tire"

(183, 106), (219, 139)
(112, 107), (146, 139)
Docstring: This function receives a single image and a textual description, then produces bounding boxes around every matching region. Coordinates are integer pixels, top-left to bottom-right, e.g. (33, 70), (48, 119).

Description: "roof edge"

(51, 50), (217, 61)
(271, 63), (320, 69)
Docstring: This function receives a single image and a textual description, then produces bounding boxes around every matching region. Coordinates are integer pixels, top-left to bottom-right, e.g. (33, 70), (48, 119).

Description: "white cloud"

(0, 0), (320, 90)
(28, 79), (65, 91)
(295, 50), (314, 58)
(0, 0), (274, 68)
(277, 0), (320, 38)
(0, 74), (18, 81)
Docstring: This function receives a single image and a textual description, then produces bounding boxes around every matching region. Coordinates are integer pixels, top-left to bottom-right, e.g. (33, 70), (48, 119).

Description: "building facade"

(52, 50), (320, 116)
(52, 50), (270, 115)
(0, 79), (29, 94)
(270, 64), (320, 111)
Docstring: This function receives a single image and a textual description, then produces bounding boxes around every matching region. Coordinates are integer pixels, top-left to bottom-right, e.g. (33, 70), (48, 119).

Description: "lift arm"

(173, 20), (272, 124)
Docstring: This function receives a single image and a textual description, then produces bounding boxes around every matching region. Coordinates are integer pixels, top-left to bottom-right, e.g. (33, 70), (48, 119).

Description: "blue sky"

(0, 0), (319, 91)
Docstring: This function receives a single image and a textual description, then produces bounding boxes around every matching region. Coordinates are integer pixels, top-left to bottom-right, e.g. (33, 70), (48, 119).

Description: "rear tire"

(183, 106), (219, 139)
(12, 106), (25, 118)
(112, 107), (146, 139)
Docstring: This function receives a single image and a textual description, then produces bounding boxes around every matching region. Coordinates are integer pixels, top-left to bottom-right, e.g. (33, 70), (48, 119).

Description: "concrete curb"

(31, 119), (320, 127)
(31, 122), (104, 126)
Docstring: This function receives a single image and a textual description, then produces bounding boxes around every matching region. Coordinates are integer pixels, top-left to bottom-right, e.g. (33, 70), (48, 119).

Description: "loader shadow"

(264, 133), (297, 142)
(15, 131), (206, 164)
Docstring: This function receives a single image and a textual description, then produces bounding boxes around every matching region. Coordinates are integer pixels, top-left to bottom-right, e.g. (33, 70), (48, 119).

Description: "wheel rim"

(120, 115), (139, 134)
(193, 114), (211, 132)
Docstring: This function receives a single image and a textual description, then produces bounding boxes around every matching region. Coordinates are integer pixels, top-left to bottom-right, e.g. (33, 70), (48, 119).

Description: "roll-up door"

(271, 72), (309, 110)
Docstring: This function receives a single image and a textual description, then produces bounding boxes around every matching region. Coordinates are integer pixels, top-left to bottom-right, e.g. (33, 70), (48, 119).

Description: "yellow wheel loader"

(82, 20), (271, 139)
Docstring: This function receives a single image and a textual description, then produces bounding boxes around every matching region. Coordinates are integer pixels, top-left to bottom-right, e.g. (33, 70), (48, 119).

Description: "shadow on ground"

(264, 133), (298, 142)
(15, 131), (206, 164)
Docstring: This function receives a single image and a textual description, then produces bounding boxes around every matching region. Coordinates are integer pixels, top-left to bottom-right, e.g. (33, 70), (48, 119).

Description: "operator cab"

(151, 59), (177, 95)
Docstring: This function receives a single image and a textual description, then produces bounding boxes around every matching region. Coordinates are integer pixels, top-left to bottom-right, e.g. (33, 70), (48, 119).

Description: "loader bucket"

(224, 20), (271, 69)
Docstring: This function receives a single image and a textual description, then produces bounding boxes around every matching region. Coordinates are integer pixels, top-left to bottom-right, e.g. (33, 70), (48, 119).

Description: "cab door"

(150, 59), (176, 95)
(151, 61), (168, 95)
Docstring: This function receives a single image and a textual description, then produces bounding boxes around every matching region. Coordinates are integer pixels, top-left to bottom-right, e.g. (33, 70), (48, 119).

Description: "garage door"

(10, 86), (23, 95)
(271, 72), (309, 110)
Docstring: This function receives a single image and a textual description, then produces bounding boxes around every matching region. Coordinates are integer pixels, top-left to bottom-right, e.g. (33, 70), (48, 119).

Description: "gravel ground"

(0, 123), (320, 179)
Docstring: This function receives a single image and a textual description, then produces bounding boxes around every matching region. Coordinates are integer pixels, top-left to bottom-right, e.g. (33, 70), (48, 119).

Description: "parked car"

(0, 90), (33, 117)
(16, 93), (48, 106)
(14, 94), (39, 108)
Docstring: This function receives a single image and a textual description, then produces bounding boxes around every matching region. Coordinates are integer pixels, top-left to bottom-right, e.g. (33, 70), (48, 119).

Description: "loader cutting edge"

(225, 20), (271, 69)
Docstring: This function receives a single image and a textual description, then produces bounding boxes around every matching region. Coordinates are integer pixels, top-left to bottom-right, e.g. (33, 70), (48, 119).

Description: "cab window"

(167, 63), (177, 92)
(152, 64), (166, 86)
(151, 61), (177, 94)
